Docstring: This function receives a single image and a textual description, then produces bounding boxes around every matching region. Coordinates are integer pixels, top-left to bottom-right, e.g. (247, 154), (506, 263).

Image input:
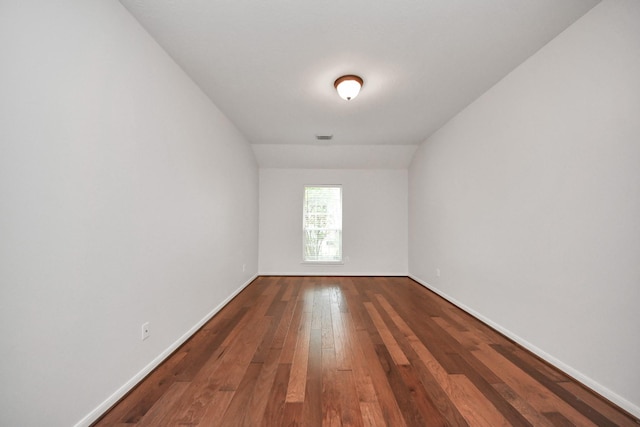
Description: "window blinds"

(303, 186), (342, 262)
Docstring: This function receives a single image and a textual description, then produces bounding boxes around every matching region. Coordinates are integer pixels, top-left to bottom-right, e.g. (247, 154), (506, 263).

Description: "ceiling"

(119, 0), (599, 169)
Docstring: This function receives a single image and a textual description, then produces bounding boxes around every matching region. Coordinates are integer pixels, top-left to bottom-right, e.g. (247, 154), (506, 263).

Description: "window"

(303, 185), (342, 263)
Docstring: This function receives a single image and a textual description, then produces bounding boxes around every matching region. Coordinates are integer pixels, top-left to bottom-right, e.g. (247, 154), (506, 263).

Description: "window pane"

(303, 186), (342, 262)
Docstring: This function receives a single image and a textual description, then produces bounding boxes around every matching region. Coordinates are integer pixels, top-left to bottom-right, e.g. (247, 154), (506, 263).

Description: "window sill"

(301, 261), (344, 265)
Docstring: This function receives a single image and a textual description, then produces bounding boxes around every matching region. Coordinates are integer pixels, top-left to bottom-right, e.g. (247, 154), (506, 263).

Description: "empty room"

(1, 0), (639, 426)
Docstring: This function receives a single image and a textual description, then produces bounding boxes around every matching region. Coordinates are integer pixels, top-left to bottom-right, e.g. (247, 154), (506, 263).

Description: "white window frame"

(302, 185), (343, 264)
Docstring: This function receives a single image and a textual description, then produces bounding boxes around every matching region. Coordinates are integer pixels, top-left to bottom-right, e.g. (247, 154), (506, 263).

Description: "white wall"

(409, 0), (640, 416)
(260, 169), (407, 275)
(0, 2), (258, 426)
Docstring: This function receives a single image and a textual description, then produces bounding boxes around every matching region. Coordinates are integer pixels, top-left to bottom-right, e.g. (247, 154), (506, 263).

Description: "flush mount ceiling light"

(334, 75), (363, 101)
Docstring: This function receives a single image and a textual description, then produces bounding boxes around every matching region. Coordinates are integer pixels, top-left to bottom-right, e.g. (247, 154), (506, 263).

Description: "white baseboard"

(258, 271), (408, 277)
(409, 274), (640, 419)
(74, 274), (258, 427)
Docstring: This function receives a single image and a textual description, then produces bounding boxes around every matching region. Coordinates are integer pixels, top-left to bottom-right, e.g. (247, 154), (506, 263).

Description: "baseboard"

(258, 271), (408, 277)
(409, 274), (640, 419)
(75, 274), (259, 427)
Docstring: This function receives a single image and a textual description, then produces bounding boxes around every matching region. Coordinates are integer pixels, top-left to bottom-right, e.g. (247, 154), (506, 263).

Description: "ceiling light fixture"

(334, 75), (363, 101)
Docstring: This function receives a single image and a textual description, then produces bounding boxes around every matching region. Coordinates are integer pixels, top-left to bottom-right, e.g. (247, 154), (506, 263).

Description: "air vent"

(315, 135), (333, 141)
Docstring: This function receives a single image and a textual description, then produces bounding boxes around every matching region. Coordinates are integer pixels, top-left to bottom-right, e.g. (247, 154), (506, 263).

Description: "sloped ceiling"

(119, 0), (599, 169)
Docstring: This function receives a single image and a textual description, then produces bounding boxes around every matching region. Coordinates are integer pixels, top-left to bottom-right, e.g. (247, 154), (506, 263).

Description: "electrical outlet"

(141, 322), (150, 341)
(242, 264), (246, 272)
(436, 268), (441, 278)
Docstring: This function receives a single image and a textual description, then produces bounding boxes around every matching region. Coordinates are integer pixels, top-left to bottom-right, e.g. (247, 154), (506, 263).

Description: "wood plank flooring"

(93, 276), (639, 426)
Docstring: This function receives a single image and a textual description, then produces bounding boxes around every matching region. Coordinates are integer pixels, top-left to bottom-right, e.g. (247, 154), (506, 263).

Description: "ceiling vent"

(315, 135), (333, 141)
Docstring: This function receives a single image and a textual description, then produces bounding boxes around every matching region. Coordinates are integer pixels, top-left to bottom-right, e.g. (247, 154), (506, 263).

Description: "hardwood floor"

(94, 276), (639, 426)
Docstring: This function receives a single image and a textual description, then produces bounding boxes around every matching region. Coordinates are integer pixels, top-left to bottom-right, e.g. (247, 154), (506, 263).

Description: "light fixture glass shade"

(334, 75), (363, 101)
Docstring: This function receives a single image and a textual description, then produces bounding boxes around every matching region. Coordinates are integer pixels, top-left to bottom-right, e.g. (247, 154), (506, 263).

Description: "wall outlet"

(141, 322), (150, 341)
(242, 264), (246, 272)
(436, 268), (441, 278)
